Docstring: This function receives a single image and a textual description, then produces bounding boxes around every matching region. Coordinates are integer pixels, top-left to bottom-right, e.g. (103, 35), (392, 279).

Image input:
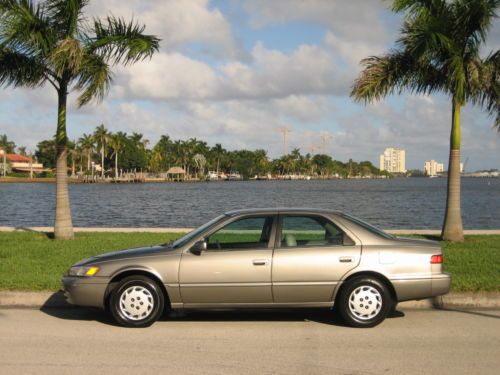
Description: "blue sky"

(0, 0), (499, 171)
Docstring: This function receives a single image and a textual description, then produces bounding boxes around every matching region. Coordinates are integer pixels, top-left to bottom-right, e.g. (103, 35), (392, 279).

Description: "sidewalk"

(1, 226), (500, 235)
(0, 290), (498, 309)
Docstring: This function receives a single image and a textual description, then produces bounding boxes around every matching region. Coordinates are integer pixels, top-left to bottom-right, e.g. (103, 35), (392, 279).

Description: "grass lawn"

(0, 232), (498, 292)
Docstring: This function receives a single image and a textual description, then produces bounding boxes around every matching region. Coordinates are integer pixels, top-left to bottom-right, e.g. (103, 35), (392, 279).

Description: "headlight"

(68, 265), (100, 277)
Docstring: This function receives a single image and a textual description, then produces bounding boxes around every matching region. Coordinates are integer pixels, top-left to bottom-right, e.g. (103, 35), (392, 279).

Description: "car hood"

(75, 244), (176, 266)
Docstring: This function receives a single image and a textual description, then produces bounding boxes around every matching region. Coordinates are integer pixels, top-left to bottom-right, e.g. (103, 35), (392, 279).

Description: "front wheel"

(337, 276), (393, 328)
(109, 275), (165, 328)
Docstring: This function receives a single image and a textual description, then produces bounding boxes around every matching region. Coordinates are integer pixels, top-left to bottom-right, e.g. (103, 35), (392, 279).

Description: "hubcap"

(348, 285), (382, 320)
(119, 285), (155, 321)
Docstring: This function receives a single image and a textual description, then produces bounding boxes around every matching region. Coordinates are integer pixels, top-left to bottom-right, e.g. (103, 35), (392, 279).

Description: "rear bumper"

(392, 273), (451, 302)
(61, 276), (109, 309)
(431, 272), (452, 296)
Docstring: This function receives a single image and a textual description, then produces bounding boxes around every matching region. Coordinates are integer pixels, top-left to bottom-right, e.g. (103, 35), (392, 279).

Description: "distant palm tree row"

(30, 125), (387, 180)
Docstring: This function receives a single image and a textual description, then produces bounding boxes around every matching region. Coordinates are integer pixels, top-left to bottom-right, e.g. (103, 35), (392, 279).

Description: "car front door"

(272, 214), (361, 304)
(179, 215), (276, 306)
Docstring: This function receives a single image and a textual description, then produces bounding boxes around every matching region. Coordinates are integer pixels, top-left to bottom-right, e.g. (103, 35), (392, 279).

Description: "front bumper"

(61, 276), (110, 309)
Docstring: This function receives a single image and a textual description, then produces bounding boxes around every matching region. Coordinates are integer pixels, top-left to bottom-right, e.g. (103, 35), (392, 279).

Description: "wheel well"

(335, 271), (397, 304)
(104, 270), (171, 310)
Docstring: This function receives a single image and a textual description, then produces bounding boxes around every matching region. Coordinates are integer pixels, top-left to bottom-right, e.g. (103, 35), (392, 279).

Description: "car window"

(280, 215), (353, 247)
(170, 214), (226, 248)
(206, 216), (274, 250)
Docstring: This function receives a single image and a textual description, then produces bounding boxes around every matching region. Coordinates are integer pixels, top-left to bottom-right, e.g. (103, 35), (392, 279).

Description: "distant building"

(379, 148), (406, 173)
(424, 160), (444, 176)
(6, 154), (44, 173)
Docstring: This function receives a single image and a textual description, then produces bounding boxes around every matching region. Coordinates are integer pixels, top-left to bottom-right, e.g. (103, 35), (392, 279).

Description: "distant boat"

(227, 171), (242, 180)
(429, 175), (439, 178)
(207, 171), (219, 181)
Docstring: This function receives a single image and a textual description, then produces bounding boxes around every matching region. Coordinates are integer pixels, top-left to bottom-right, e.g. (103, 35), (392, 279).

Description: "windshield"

(170, 215), (226, 248)
(341, 213), (394, 240)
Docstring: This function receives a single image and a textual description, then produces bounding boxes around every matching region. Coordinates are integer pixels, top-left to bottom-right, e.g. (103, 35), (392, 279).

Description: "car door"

(272, 214), (361, 304)
(179, 215), (276, 306)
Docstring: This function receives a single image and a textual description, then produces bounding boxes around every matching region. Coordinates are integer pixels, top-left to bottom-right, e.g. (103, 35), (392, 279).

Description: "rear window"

(341, 213), (394, 240)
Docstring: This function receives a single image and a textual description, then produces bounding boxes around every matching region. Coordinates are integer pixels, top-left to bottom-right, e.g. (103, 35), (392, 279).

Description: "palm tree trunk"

(54, 86), (74, 240)
(101, 145), (105, 178)
(115, 152), (118, 178)
(442, 100), (464, 242)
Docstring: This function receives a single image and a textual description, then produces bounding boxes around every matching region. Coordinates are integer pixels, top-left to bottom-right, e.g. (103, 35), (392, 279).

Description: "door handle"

(252, 259), (270, 266)
(339, 256), (353, 263)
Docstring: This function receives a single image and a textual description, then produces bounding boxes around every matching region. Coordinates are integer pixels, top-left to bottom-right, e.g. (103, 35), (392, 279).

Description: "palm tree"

(351, 0), (499, 242)
(93, 124), (110, 178)
(0, 0), (159, 239)
(109, 132), (127, 178)
(211, 143), (225, 175)
(0, 134), (15, 153)
(67, 140), (78, 177)
(78, 133), (94, 172)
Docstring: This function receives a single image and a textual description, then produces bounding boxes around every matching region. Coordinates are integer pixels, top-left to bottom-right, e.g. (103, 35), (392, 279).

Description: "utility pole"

(306, 144), (317, 155)
(277, 127), (291, 156)
(320, 132), (333, 155)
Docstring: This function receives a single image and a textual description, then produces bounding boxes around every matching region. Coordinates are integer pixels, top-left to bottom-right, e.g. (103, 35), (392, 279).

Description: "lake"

(0, 178), (499, 229)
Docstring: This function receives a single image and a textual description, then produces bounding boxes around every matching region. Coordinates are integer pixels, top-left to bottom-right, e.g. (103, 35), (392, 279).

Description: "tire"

(109, 275), (165, 328)
(337, 276), (393, 328)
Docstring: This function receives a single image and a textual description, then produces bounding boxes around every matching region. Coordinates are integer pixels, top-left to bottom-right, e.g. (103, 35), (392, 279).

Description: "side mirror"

(190, 240), (206, 255)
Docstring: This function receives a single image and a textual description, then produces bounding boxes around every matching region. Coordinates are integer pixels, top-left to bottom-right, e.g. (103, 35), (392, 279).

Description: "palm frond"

(351, 52), (444, 102)
(453, 0), (499, 47)
(45, 0), (89, 38)
(74, 52), (111, 106)
(87, 16), (160, 65)
(0, 0), (55, 56)
(392, 0), (447, 14)
(469, 50), (500, 129)
(0, 46), (47, 87)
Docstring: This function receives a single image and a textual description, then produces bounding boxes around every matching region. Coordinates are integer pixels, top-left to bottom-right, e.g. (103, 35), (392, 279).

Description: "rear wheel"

(109, 275), (165, 328)
(337, 276), (393, 328)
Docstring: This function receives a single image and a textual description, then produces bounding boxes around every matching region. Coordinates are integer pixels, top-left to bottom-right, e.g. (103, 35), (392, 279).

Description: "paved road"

(0, 307), (499, 375)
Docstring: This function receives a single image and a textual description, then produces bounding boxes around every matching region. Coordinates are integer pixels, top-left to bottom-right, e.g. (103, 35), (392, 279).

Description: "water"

(0, 178), (499, 229)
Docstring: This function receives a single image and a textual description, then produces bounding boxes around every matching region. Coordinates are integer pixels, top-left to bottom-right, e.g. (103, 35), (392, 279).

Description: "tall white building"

(379, 148), (406, 173)
(424, 160), (444, 176)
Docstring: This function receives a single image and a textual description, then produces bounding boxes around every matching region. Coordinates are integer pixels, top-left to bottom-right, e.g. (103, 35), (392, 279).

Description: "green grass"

(0, 232), (498, 292)
(0, 232), (178, 290)
(441, 236), (500, 292)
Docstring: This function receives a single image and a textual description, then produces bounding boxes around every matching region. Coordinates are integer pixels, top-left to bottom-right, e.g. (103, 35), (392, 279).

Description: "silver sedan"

(62, 208), (451, 328)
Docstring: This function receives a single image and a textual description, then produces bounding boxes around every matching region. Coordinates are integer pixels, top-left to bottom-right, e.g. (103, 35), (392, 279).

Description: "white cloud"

(118, 42), (347, 101)
(120, 52), (218, 100)
(244, 0), (392, 44)
(87, 0), (245, 59)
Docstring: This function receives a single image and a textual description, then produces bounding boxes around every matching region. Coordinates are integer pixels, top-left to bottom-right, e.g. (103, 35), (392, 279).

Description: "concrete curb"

(1, 226), (500, 235)
(0, 291), (498, 309)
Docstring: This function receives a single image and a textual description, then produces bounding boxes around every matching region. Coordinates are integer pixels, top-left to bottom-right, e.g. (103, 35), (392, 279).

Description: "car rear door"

(272, 214), (361, 304)
(179, 215), (276, 306)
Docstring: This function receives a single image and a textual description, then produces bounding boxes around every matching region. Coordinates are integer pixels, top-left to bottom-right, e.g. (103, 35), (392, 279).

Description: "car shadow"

(39, 291), (406, 327)
(39, 291), (118, 326)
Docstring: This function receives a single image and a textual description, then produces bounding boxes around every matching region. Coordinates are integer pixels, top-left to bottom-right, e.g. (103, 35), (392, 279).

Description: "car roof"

(224, 208), (343, 216)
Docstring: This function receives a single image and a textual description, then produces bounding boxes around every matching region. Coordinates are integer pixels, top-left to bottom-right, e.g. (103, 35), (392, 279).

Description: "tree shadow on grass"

(11, 226), (54, 239)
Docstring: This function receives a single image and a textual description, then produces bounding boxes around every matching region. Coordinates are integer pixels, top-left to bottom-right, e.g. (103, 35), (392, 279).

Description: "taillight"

(430, 254), (443, 264)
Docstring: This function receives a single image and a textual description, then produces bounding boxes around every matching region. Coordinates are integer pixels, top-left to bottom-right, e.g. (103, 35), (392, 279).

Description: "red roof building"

(6, 154), (32, 163)
(3, 153), (45, 172)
